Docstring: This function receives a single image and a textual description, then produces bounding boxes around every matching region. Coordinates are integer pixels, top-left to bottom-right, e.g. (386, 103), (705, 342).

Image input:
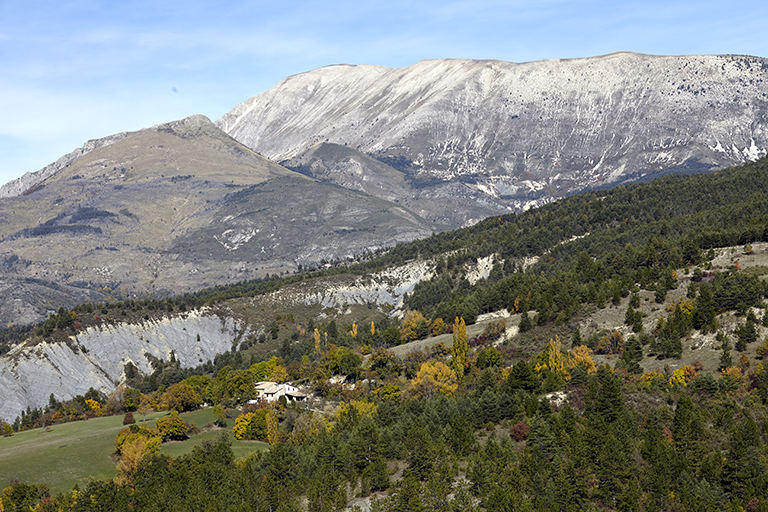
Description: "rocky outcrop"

(259, 259), (436, 313)
(0, 311), (243, 422)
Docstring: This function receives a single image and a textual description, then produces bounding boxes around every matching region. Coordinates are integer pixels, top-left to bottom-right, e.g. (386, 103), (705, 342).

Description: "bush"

(155, 411), (189, 441)
(123, 412), (136, 425)
(481, 319), (507, 341)
(511, 420), (531, 441)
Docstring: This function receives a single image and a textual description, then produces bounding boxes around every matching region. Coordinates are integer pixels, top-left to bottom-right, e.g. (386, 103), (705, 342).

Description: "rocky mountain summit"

(218, 53), (768, 212)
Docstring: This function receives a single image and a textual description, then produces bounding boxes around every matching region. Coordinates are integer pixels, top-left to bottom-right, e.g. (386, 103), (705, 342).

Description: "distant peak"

(153, 115), (229, 140)
(155, 114), (214, 132)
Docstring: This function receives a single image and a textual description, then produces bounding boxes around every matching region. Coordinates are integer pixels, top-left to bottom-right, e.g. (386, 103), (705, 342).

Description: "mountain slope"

(0, 116), (435, 326)
(2, 157), (768, 423)
(282, 142), (511, 226)
(218, 53), (768, 213)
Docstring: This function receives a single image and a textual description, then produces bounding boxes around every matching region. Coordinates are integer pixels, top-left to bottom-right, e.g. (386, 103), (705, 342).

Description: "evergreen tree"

(519, 310), (532, 333)
(571, 326), (582, 348)
(617, 336), (643, 374)
(721, 414), (766, 502)
(719, 333), (734, 370)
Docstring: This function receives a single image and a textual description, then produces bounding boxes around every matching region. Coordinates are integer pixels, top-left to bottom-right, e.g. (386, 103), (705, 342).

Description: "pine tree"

(571, 327), (582, 348)
(519, 310), (532, 332)
(618, 336), (643, 374)
(719, 332), (734, 370)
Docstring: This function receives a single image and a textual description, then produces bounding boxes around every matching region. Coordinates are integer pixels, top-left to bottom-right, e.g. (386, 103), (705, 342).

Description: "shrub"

(511, 420), (531, 441)
(123, 412), (136, 425)
(155, 411), (189, 441)
(482, 319), (507, 341)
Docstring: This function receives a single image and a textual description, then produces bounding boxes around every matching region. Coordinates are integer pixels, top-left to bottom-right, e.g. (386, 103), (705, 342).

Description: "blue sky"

(2, 0), (768, 187)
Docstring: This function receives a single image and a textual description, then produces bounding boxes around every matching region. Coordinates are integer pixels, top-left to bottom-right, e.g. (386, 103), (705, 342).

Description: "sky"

(2, 0), (768, 187)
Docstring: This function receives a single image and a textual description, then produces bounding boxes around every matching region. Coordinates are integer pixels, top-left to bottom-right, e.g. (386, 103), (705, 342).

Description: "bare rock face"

(218, 53), (768, 206)
(0, 311), (242, 421)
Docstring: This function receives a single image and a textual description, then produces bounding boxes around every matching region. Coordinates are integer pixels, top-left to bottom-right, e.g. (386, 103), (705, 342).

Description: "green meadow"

(0, 408), (268, 496)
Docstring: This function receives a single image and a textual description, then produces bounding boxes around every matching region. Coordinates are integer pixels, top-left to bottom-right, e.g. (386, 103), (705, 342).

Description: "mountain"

(3, 52), (768, 327)
(217, 53), (768, 213)
(0, 115), (435, 326)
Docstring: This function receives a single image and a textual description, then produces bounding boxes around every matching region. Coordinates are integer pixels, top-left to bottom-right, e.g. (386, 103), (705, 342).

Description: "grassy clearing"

(0, 408), (268, 496)
(0, 412), (129, 495)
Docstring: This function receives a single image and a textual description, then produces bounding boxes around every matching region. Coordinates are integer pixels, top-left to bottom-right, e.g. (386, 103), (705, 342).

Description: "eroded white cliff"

(0, 310), (243, 422)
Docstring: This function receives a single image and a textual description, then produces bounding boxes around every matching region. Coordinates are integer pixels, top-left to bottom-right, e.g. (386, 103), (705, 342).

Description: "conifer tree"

(571, 327), (582, 348)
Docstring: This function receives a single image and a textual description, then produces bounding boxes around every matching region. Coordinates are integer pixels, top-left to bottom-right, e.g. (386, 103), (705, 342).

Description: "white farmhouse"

(254, 381), (306, 403)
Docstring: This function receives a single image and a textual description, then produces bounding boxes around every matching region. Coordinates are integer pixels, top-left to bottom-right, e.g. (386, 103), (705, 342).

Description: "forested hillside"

(2, 158), (768, 511)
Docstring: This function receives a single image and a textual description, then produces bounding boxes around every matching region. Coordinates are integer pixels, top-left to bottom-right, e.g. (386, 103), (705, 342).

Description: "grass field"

(0, 408), (269, 496)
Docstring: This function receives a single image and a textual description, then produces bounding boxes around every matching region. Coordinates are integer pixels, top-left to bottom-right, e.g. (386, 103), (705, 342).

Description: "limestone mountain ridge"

(219, 53), (768, 211)
(2, 52), (768, 328)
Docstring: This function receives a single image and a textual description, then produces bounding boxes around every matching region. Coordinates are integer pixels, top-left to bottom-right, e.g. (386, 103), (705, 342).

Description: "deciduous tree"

(411, 361), (458, 398)
(451, 317), (468, 383)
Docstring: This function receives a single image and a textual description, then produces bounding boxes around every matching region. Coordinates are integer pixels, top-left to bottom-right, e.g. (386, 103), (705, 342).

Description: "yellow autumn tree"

(314, 328), (322, 358)
(333, 399), (378, 432)
(568, 344), (597, 374)
(234, 409), (269, 440)
(250, 356), (283, 382)
(268, 365), (289, 383)
(641, 371), (666, 390)
(668, 368), (687, 388)
(411, 361), (458, 398)
(350, 322), (358, 338)
(115, 432), (161, 484)
(451, 317), (468, 384)
(401, 310), (428, 342)
(534, 336), (569, 380)
(115, 438), (148, 485)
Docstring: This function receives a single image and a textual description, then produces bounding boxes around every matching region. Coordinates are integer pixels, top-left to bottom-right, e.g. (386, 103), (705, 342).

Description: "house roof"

(255, 381), (306, 399)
